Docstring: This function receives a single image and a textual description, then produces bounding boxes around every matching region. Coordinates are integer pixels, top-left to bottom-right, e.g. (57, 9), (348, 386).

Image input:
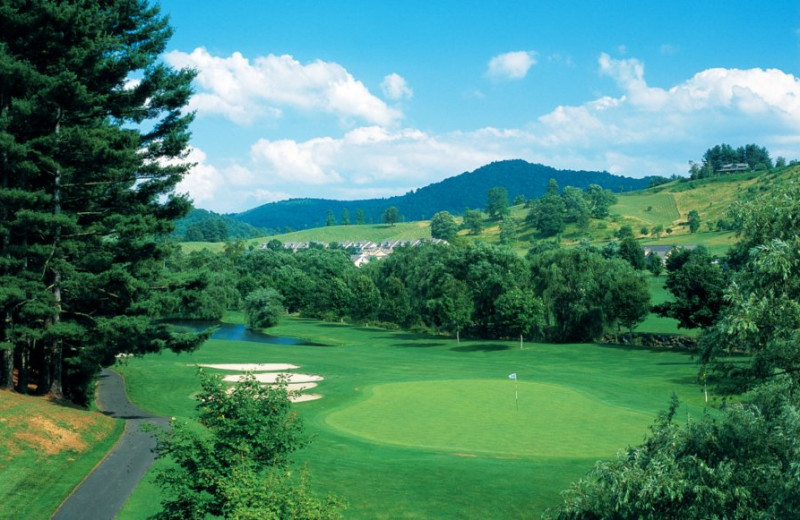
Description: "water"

(168, 320), (308, 345)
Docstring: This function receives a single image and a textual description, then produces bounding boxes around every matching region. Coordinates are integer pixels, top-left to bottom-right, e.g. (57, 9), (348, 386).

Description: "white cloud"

(487, 51), (537, 80)
(182, 52), (800, 213)
(381, 73), (413, 100)
(164, 48), (403, 126)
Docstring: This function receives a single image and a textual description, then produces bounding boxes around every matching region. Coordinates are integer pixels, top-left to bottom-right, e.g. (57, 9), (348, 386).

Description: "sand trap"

(197, 363), (299, 371)
(222, 373), (323, 384)
(286, 382), (318, 392)
(291, 394), (323, 403)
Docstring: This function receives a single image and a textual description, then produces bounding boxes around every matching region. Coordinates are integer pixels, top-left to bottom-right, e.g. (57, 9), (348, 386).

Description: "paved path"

(52, 368), (167, 520)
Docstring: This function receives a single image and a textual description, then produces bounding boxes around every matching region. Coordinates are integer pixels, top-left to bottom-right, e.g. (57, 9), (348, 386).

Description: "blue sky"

(159, 0), (800, 213)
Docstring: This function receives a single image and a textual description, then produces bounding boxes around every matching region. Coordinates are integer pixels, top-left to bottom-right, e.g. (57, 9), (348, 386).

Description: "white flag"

(508, 373), (517, 380)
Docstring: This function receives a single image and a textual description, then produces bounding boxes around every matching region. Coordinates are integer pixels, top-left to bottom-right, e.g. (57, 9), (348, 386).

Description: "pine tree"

(0, 1), (203, 402)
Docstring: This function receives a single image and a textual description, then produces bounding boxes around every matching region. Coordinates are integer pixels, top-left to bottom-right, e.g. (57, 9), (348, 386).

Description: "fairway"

(326, 380), (652, 458)
(116, 317), (709, 519)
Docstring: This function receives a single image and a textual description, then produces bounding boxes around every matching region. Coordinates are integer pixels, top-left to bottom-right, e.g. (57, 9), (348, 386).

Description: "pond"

(168, 320), (310, 345)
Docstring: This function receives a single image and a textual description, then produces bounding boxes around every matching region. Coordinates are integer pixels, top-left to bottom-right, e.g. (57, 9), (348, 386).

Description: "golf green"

(325, 379), (653, 458)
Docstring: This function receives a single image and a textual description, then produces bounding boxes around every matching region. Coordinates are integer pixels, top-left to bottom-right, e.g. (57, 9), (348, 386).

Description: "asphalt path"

(51, 368), (168, 520)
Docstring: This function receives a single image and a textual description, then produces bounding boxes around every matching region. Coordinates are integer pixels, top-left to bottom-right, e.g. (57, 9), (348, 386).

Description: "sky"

(158, 0), (800, 214)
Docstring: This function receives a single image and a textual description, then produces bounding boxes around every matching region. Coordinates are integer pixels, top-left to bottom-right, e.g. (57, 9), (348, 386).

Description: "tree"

(585, 184), (617, 218)
(561, 186), (590, 230)
(652, 224), (664, 239)
(243, 288), (284, 329)
(499, 217), (517, 245)
(430, 211), (458, 241)
(354, 208), (365, 225)
(341, 208), (350, 225)
(426, 275), (473, 343)
(0, 1), (203, 402)
(546, 381), (800, 520)
(485, 186), (509, 219)
(526, 194), (566, 237)
(653, 247), (725, 329)
(529, 249), (649, 342)
(687, 210), (701, 233)
(617, 236), (646, 270)
(154, 371), (340, 519)
(702, 181), (800, 392)
(325, 210), (335, 227)
(463, 209), (483, 235)
(382, 206), (399, 226)
(646, 251), (664, 276)
(493, 288), (544, 348)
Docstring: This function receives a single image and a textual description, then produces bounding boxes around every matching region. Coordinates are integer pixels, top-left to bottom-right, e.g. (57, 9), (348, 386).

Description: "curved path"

(52, 368), (167, 520)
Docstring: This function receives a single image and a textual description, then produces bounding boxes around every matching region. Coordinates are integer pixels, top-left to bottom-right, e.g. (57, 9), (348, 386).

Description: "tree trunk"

(46, 110), (64, 399)
(456, 329), (460, 344)
(519, 333), (523, 350)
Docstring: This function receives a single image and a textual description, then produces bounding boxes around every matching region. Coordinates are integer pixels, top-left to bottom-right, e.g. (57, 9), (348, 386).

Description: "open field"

(0, 391), (123, 520)
(116, 316), (710, 519)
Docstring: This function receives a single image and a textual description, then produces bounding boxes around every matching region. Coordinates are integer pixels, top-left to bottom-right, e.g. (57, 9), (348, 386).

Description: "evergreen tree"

(0, 1), (203, 402)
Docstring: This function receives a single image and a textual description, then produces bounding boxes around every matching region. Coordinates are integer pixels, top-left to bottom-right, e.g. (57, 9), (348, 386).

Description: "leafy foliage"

(243, 288), (284, 329)
(546, 380), (800, 519)
(653, 247), (726, 329)
(154, 371), (340, 519)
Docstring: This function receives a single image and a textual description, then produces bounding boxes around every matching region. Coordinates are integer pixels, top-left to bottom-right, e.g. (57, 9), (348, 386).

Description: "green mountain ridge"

(230, 160), (654, 231)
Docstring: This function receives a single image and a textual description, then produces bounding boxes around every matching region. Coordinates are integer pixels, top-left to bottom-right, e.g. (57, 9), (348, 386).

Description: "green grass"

(0, 392), (124, 520)
(116, 316), (710, 519)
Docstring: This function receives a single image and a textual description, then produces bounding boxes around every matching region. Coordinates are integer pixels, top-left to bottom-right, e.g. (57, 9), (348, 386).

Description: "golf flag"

(508, 373), (517, 380)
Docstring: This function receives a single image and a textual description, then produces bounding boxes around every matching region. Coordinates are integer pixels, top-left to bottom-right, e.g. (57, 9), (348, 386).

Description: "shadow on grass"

(451, 343), (512, 352)
(391, 342), (441, 349)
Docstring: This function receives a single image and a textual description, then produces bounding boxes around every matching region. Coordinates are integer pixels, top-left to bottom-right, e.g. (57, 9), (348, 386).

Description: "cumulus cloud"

(487, 51), (537, 80)
(381, 73), (413, 100)
(180, 52), (800, 213)
(164, 48), (403, 126)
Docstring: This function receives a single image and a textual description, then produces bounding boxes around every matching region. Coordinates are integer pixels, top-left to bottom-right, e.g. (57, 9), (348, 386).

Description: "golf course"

(115, 316), (710, 519)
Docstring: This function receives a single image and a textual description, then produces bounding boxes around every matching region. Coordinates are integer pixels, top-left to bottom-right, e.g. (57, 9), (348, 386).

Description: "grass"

(0, 391), (124, 520)
(116, 316), (711, 519)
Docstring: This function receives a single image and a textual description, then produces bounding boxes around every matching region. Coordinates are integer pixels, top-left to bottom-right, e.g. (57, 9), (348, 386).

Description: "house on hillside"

(717, 163), (749, 173)
(642, 244), (697, 260)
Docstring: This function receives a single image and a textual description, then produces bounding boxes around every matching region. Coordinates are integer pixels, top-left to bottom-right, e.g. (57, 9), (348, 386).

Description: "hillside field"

(0, 391), (123, 520)
(180, 167), (800, 256)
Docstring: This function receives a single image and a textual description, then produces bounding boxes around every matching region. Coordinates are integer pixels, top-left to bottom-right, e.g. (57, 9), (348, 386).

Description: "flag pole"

(509, 372), (518, 411)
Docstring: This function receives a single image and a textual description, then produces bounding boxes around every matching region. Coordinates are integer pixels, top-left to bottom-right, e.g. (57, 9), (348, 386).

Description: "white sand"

(291, 394), (323, 403)
(222, 372), (324, 384)
(286, 382), (318, 392)
(197, 363), (299, 371)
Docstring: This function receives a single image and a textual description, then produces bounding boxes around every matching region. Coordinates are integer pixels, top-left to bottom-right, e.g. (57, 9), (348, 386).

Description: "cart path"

(52, 368), (167, 520)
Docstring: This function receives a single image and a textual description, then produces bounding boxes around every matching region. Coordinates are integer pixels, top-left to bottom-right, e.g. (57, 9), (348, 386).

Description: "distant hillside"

(173, 208), (266, 242)
(233, 160), (653, 231)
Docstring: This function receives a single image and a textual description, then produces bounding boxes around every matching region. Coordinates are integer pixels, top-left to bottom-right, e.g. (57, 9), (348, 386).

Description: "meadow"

(116, 314), (710, 519)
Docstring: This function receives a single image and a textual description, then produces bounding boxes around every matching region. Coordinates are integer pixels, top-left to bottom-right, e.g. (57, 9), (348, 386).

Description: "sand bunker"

(197, 363), (299, 371)
(222, 372), (323, 384)
(286, 382), (318, 392)
(291, 394), (322, 403)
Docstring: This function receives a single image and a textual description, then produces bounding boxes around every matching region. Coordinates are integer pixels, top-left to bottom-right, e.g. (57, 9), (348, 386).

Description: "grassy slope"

(116, 316), (710, 519)
(179, 167), (800, 257)
(0, 391), (123, 520)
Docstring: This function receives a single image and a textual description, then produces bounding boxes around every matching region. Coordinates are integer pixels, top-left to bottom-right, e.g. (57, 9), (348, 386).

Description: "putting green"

(326, 379), (653, 458)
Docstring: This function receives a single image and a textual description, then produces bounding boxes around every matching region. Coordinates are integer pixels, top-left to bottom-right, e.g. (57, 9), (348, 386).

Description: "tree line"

(0, 0), (207, 404)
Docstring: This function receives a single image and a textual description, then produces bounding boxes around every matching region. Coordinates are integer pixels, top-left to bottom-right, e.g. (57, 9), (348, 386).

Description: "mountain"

(233, 160), (654, 231)
(173, 208), (266, 242)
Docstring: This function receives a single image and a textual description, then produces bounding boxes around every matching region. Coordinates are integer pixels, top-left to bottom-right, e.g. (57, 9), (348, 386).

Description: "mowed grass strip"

(326, 380), (652, 458)
(0, 391), (123, 520)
